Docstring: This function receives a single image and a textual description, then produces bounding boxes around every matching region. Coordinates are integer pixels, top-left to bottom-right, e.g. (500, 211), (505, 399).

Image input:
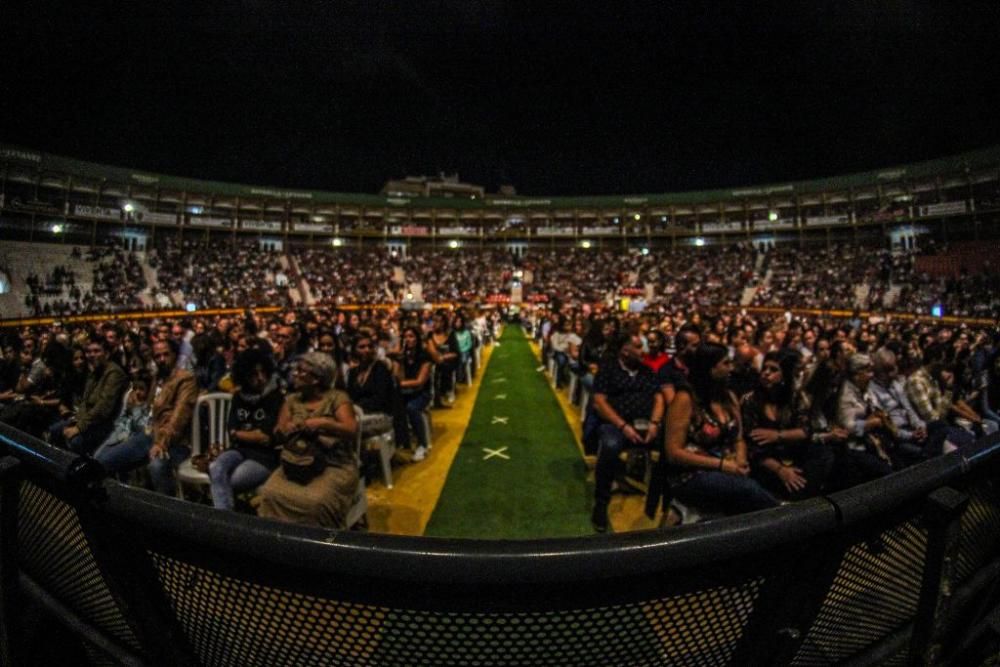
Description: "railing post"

(0, 456), (22, 667)
(908, 486), (969, 666)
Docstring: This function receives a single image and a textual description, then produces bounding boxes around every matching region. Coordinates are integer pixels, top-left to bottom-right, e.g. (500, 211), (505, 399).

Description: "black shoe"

(591, 502), (609, 533)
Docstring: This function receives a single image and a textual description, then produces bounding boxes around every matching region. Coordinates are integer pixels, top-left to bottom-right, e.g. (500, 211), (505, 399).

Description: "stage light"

(633, 213), (641, 221)
(581, 240), (592, 249)
(694, 237), (706, 247)
(448, 240), (459, 249)
(331, 238), (344, 247)
(123, 203), (135, 213)
(51, 224), (64, 234)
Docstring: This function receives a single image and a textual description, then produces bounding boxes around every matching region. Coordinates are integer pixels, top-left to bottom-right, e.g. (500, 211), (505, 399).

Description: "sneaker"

(412, 446), (427, 462)
(591, 501), (609, 533)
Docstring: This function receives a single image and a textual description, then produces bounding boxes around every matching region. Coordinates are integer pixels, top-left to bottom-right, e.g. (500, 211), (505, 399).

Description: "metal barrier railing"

(1, 421), (998, 666)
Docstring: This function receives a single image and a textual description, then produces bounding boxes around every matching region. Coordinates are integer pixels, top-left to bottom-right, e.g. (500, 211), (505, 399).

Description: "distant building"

(381, 173), (485, 200)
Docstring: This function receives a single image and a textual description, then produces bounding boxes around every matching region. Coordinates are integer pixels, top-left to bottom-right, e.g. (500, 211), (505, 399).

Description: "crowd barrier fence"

(0, 421), (998, 666)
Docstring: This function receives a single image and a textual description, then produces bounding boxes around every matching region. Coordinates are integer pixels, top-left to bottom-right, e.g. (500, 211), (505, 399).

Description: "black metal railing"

(1, 420), (998, 666)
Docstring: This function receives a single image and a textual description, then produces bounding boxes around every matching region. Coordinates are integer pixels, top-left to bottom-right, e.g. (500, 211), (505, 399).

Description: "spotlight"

(694, 238), (706, 247)
(641, 247), (650, 256)
(331, 238), (343, 247)
(633, 213), (641, 221)
(448, 240), (459, 249)
(51, 224), (64, 234)
(123, 203), (135, 214)
(581, 240), (592, 249)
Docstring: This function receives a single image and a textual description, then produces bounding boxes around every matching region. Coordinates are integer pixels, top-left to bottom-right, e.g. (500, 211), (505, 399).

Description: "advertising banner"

(534, 226), (576, 236)
(241, 220), (283, 231)
(295, 222), (334, 233)
(189, 216), (232, 228)
(581, 226), (619, 236)
(438, 226), (479, 237)
(138, 211), (178, 225)
(918, 201), (968, 217)
(805, 214), (850, 226)
(701, 221), (742, 233)
(753, 218), (796, 230)
(73, 204), (121, 220)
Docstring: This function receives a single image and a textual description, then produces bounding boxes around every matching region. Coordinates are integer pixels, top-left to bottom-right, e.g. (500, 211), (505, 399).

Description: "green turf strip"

(423, 326), (594, 539)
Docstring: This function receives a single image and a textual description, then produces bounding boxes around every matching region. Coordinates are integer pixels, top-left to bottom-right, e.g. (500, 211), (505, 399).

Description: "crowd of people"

(529, 306), (1000, 531)
(0, 306), (500, 529)
(16, 239), (999, 321)
(23, 244), (148, 316)
(1, 297), (997, 533)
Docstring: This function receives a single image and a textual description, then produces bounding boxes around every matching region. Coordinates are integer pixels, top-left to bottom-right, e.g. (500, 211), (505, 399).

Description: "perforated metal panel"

(954, 482), (1000, 584)
(17, 481), (141, 652)
(150, 551), (765, 667)
(792, 519), (929, 666)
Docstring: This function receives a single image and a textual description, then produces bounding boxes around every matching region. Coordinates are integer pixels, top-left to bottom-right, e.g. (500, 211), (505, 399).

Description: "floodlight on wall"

(633, 213), (641, 221)
(581, 240), (592, 249)
(123, 203), (135, 213)
(331, 238), (344, 247)
(448, 240), (460, 249)
(188, 206), (203, 215)
(641, 247), (650, 256)
(51, 224), (64, 234)
(768, 211), (778, 221)
(694, 237), (706, 247)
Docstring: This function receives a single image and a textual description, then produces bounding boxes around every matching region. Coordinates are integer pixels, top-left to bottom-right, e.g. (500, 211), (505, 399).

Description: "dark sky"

(1, 1), (999, 196)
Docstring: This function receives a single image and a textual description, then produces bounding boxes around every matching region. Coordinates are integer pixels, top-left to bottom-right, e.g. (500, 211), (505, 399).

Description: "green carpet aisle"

(423, 326), (594, 538)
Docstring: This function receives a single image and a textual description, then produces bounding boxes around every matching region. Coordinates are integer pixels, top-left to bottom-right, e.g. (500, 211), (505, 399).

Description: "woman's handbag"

(278, 429), (327, 484)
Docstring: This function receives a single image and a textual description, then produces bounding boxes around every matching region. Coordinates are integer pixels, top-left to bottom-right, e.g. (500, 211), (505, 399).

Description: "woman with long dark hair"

(664, 343), (778, 516)
(741, 350), (834, 500)
(395, 324), (433, 461)
(209, 347), (284, 510)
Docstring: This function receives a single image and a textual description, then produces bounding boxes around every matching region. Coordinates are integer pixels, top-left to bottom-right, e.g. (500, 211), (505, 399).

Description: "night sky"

(1, 1), (999, 196)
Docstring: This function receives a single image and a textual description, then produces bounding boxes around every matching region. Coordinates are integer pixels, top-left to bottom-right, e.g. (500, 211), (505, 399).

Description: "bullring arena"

(0, 142), (998, 665)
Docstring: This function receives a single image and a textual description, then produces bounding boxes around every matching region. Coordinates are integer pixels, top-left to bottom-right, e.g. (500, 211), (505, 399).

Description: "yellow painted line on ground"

(365, 341), (497, 536)
(528, 338), (662, 533)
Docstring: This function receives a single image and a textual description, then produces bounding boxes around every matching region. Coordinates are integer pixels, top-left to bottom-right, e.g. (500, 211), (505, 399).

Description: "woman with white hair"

(258, 352), (359, 529)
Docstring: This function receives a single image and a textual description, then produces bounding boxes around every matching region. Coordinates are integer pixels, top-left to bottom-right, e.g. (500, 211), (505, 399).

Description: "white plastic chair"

(176, 392), (232, 492)
(356, 406), (396, 489)
(347, 406), (368, 528)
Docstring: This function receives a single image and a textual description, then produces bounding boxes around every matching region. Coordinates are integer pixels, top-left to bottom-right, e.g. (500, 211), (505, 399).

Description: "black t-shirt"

(400, 347), (431, 395)
(593, 360), (659, 423)
(228, 384), (284, 468)
(348, 360), (396, 415)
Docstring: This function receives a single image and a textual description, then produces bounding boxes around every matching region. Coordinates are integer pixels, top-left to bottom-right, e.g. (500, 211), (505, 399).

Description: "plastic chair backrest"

(190, 392), (232, 456)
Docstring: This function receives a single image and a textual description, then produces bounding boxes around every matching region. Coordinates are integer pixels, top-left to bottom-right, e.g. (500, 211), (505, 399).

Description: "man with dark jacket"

(51, 335), (127, 454)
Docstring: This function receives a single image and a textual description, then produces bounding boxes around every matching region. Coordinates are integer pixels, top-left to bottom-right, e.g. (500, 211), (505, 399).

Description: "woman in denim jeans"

(665, 343), (779, 517)
(395, 325), (433, 461)
(209, 348), (284, 510)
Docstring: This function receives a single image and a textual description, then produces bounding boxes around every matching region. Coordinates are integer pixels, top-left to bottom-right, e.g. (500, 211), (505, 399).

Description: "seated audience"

(590, 332), (665, 532)
(209, 348), (284, 510)
(258, 352), (360, 529)
(664, 343), (779, 516)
